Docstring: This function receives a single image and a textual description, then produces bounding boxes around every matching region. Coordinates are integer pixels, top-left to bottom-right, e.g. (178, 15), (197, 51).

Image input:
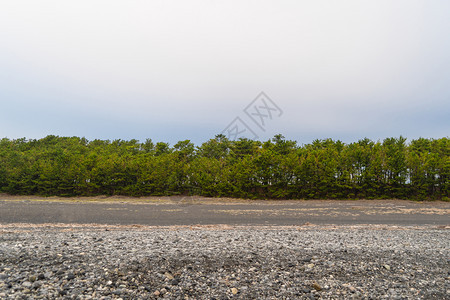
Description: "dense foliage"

(0, 135), (448, 200)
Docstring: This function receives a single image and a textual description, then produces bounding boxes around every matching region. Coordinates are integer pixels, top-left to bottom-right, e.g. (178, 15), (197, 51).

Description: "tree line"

(0, 135), (448, 200)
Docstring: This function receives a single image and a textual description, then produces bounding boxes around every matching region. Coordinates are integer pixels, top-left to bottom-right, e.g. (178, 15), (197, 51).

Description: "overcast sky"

(1, 0), (449, 145)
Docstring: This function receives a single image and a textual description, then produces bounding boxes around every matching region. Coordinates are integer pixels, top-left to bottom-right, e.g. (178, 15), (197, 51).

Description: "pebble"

(0, 225), (448, 299)
(164, 272), (174, 280)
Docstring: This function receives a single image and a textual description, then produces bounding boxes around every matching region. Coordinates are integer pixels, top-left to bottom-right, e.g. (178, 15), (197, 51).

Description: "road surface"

(0, 197), (448, 226)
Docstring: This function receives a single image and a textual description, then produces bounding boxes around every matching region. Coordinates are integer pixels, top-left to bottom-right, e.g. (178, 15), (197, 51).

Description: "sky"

(1, 0), (449, 145)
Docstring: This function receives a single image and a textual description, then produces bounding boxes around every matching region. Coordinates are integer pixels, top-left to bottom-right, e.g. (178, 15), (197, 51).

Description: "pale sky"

(1, 0), (449, 145)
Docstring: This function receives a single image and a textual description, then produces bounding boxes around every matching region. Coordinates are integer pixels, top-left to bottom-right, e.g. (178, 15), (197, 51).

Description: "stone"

(164, 272), (174, 280)
(113, 289), (123, 295)
(0, 224), (448, 299)
(384, 265), (391, 271)
(32, 281), (42, 289)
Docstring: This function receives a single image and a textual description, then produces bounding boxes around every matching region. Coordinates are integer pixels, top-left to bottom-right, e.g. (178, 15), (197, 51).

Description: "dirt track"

(0, 196), (448, 226)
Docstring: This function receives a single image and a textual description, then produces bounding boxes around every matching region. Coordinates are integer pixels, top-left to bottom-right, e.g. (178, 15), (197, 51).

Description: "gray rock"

(0, 225), (448, 299)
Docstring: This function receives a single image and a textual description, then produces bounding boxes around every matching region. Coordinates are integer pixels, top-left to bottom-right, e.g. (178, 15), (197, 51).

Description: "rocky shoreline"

(1, 224), (449, 299)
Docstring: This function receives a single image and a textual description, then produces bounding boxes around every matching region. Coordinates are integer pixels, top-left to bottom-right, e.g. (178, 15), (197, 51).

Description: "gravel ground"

(0, 224), (449, 299)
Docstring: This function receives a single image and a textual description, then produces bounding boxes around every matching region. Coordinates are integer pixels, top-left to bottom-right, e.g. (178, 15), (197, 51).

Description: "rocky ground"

(0, 224), (449, 299)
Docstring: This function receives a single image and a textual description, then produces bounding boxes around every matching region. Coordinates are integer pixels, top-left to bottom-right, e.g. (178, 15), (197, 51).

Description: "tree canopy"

(0, 135), (448, 200)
